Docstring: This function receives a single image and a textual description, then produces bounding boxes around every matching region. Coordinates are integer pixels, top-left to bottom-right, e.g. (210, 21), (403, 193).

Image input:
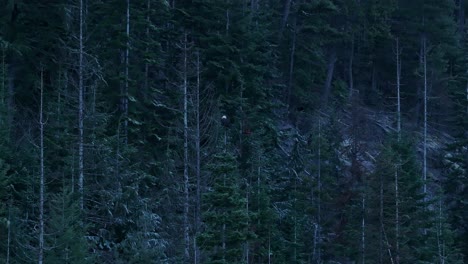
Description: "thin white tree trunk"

(226, 5), (230, 35)
(379, 168), (384, 264)
(317, 118), (322, 263)
(395, 167), (400, 264)
(361, 190), (365, 264)
(38, 67), (45, 264)
(349, 36), (355, 99)
(395, 38), (403, 264)
(422, 36), (427, 198)
(1, 49), (10, 264)
(396, 37), (401, 138)
(123, 0), (130, 144)
(383, 227), (395, 264)
(279, 0), (292, 39)
(194, 50), (201, 264)
(144, 0), (150, 100)
(1, 45), (5, 105)
(323, 49), (337, 106)
(293, 175), (297, 263)
(287, 20), (297, 108)
(182, 31), (190, 263)
(245, 178), (249, 263)
(78, 0), (85, 211)
(6, 206), (10, 264)
(268, 231), (271, 264)
(437, 196), (445, 264)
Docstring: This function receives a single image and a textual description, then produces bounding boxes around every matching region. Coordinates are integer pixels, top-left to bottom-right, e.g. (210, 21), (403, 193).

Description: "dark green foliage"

(200, 150), (252, 263)
(45, 188), (90, 264)
(0, 0), (466, 262)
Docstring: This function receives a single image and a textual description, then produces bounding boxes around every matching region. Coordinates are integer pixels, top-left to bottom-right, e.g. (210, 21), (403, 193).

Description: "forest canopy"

(0, 0), (467, 263)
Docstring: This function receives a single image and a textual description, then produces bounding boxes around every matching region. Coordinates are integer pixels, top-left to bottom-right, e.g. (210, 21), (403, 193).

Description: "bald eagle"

(221, 115), (229, 127)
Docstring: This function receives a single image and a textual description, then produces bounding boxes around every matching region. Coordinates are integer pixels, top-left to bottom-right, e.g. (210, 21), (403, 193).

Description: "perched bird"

(221, 115), (229, 127)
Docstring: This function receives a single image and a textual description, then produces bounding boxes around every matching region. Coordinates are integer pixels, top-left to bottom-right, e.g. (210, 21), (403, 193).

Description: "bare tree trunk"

(7, 63), (14, 137)
(379, 168), (384, 264)
(257, 166), (262, 264)
(123, 0), (130, 145)
(78, 0), (85, 211)
(38, 67), (45, 264)
(144, 0), (150, 101)
(317, 118), (322, 263)
(395, 38), (402, 264)
(383, 227), (395, 264)
(226, 2), (230, 36)
(437, 194), (445, 264)
(267, 231), (271, 264)
(194, 50), (201, 264)
(6, 206), (10, 264)
(395, 167), (400, 264)
(245, 177), (250, 263)
(287, 19), (297, 108)
(0, 50), (12, 239)
(361, 186), (366, 264)
(348, 36), (355, 99)
(395, 37), (402, 139)
(422, 36), (427, 199)
(182, 31), (190, 263)
(293, 175), (297, 263)
(1, 45), (5, 108)
(279, 0), (293, 39)
(322, 49), (337, 107)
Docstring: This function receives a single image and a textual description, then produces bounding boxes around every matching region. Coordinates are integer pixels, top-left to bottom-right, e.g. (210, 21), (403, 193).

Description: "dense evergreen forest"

(0, 0), (467, 263)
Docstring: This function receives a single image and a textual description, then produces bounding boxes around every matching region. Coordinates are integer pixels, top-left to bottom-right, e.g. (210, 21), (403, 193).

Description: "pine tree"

(366, 135), (447, 263)
(45, 188), (90, 264)
(200, 148), (252, 263)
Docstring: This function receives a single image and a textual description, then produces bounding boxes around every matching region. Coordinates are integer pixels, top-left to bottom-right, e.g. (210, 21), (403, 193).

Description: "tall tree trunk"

(395, 167), (400, 264)
(395, 38), (402, 264)
(194, 50), (201, 264)
(279, 0), (293, 39)
(78, 0), (85, 211)
(144, 0), (150, 101)
(293, 175), (297, 263)
(1, 45), (5, 114)
(322, 49), (337, 107)
(437, 192), (445, 264)
(6, 205), (11, 264)
(245, 176), (250, 263)
(379, 167), (384, 264)
(38, 67), (45, 264)
(123, 0), (130, 144)
(316, 118), (322, 263)
(1, 46), (4, 106)
(287, 19), (297, 109)
(182, 31), (190, 263)
(226, 2), (230, 36)
(7, 63), (14, 137)
(361, 172), (366, 264)
(348, 36), (355, 99)
(396, 37), (402, 139)
(422, 36), (428, 199)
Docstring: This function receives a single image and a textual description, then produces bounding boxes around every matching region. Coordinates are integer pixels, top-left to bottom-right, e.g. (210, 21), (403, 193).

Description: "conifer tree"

(45, 188), (89, 264)
(200, 146), (251, 263)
